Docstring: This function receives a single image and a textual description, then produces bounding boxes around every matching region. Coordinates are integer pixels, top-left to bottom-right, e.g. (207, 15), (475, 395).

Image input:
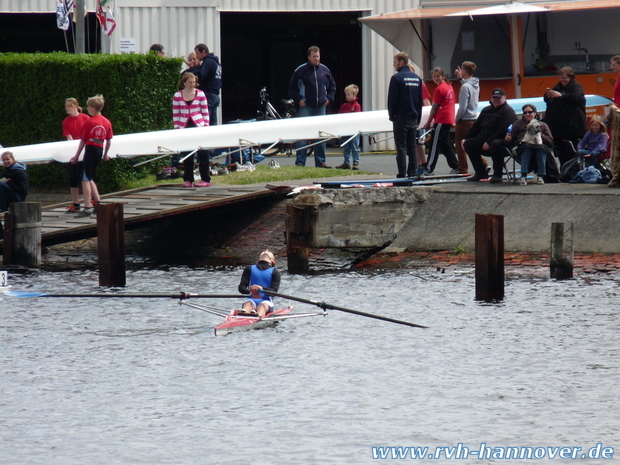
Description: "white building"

(2, 0), (617, 149)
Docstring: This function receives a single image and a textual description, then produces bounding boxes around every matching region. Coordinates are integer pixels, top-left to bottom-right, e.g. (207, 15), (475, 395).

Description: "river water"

(1, 266), (619, 464)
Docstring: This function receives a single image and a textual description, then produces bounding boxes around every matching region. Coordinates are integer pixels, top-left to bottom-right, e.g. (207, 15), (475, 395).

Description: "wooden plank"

(34, 183), (285, 247)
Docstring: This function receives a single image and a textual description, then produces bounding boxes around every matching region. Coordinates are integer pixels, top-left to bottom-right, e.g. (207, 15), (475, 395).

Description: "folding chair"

(503, 146), (519, 183)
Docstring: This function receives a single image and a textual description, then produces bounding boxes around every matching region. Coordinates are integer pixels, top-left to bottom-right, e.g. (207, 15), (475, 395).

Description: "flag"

(96, 1), (106, 27)
(56, 0), (75, 30)
(97, 0), (116, 36)
(105, 6), (116, 37)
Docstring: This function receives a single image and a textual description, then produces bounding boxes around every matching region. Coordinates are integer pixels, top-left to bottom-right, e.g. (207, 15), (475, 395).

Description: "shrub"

(0, 52), (183, 192)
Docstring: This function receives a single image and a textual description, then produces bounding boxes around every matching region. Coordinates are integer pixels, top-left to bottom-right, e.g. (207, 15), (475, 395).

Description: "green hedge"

(0, 52), (183, 192)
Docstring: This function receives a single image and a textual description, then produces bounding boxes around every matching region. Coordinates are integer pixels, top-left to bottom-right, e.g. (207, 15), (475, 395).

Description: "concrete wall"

(294, 187), (620, 254)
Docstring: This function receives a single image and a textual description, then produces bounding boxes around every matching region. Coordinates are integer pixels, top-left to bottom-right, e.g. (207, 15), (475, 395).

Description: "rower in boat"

(238, 250), (281, 317)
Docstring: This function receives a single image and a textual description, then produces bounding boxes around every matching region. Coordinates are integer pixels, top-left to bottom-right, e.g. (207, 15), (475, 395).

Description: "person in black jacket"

(543, 67), (587, 167)
(387, 52), (423, 178)
(288, 46), (337, 168)
(463, 88), (517, 182)
(0, 151), (28, 212)
(194, 43), (222, 126)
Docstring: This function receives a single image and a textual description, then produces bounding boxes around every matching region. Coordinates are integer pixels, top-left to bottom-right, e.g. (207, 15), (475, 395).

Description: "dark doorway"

(220, 11), (363, 123)
(0, 13), (101, 53)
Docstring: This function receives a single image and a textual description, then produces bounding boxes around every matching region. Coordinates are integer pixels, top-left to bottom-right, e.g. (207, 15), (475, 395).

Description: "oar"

(3, 291), (246, 300)
(262, 290), (427, 329)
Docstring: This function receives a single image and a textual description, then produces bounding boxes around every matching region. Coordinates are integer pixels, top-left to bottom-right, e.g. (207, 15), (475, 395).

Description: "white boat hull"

(3, 95), (611, 165)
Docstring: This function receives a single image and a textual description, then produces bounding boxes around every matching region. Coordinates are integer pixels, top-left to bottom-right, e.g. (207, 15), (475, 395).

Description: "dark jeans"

(465, 137), (507, 176)
(182, 150), (211, 183)
(206, 93), (220, 126)
(0, 182), (24, 212)
(295, 105), (327, 167)
(392, 117), (418, 177)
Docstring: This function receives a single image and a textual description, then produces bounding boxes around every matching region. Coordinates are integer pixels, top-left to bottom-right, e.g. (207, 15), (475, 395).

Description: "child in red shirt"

(422, 67), (458, 175)
(69, 95), (113, 217)
(336, 84), (362, 170)
(62, 98), (90, 213)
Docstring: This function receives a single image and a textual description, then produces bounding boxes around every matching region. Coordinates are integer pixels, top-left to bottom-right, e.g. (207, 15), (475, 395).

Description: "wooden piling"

(550, 222), (574, 279)
(475, 213), (504, 301)
(285, 204), (316, 274)
(97, 203), (126, 287)
(2, 202), (41, 268)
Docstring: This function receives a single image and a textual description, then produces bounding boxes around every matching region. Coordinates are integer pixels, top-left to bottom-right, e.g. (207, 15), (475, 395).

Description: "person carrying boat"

(238, 250), (281, 317)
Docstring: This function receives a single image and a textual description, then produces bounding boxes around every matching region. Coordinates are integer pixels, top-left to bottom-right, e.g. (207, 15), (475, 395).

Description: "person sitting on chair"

(505, 104), (553, 185)
(238, 250), (281, 317)
(577, 115), (609, 170)
(0, 151), (28, 212)
(463, 88), (517, 182)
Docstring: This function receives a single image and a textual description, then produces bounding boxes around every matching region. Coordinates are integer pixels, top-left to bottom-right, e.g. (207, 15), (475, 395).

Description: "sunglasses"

(523, 111), (535, 115)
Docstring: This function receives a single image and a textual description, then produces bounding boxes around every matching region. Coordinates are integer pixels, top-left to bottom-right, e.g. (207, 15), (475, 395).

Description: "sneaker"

(318, 164), (332, 169)
(537, 175), (545, 185)
(489, 175), (503, 184)
(336, 163), (351, 170)
(295, 163), (305, 167)
(269, 160), (280, 169)
(416, 166), (425, 177)
(520, 176), (527, 186)
(485, 165), (492, 175)
(193, 181), (212, 187)
(76, 208), (93, 217)
(352, 163), (359, 171)
(65, 205), (80, 213)
(449, 169), (460, 175)
(182, 181), (193, 187)
(466, 173), (490, 182)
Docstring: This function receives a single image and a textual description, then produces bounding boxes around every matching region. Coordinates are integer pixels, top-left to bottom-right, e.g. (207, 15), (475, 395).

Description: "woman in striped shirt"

(172, 73), (211, 187)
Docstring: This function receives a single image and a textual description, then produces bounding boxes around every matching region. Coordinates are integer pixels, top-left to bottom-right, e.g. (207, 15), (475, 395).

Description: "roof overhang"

(360, 0), (620, 23)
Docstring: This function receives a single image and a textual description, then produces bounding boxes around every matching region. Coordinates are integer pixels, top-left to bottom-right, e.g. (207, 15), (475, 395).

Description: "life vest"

(250, 265), (274, 301)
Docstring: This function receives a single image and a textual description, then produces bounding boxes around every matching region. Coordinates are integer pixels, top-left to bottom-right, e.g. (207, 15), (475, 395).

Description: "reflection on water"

(1, 267), (619, 464)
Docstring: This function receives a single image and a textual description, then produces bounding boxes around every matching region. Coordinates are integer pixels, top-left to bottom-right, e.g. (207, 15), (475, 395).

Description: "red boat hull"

(213, 307), (294, 336)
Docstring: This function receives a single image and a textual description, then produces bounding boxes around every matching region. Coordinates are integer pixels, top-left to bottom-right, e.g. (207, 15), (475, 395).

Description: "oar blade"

(3, 291), (49, 298)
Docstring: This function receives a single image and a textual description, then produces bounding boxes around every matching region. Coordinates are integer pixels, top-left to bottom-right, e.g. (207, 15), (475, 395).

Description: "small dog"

(522, 119), (543, 145)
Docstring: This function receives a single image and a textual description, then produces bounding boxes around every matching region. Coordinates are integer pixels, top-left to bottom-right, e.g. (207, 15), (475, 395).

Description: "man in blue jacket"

(387, 52), (423, 178)
(194, 43), (222, 126)
(288, 46), (337, 168)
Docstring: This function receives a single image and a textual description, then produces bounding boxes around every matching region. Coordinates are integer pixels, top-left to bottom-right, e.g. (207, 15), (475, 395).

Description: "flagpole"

(75, 0), (85, 53)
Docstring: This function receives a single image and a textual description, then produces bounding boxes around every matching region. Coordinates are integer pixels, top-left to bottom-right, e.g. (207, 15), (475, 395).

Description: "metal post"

(75, 0), (86, 54)
(97, 203), (126, 287)
(475, 213), (504, 301)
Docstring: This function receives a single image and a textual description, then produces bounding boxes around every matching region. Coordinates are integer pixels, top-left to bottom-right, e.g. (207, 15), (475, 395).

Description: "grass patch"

(122, 164), (376, 190)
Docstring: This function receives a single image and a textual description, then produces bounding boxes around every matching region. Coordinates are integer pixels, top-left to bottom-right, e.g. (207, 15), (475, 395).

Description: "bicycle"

(257, 87), (299, 157)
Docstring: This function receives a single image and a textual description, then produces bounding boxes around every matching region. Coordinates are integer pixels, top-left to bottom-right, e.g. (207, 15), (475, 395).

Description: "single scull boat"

(179, 300), (327, 336)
